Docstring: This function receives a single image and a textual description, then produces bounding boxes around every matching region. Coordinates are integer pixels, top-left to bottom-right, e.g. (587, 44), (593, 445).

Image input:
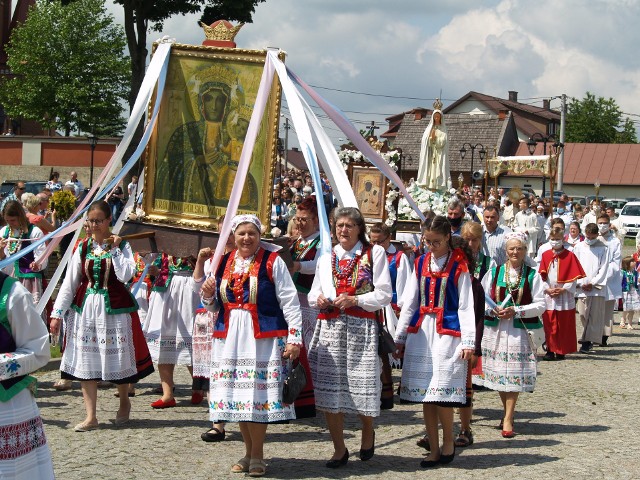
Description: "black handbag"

(282, 360), (307, 404)
(377, 321), (396, 355)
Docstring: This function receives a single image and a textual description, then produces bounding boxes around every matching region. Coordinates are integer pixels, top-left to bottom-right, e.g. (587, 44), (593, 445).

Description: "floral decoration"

(384, 179), (458, 226)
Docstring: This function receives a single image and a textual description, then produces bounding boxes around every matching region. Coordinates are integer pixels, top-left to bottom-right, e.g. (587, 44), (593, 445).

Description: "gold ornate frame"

(143, 43), (284, 229)
(349, 164), (388, 223)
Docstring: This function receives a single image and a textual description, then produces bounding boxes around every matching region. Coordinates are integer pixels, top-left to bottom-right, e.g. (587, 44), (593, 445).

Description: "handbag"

(282, 359), (307, 404)
(377, 320), (396, 355)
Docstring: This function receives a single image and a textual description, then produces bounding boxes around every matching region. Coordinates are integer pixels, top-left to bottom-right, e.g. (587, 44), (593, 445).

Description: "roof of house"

(513, 142), (640, 185)
(444, 91), (560, 138)
(393, 112), (516, 172)
(380, 108), (431, 140)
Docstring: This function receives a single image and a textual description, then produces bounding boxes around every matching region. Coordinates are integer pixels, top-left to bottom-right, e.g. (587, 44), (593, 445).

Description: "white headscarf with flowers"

(230, 214), (281, 252)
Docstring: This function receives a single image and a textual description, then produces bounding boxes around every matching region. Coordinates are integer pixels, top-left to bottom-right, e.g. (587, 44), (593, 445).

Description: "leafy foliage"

(201, 0), (266, 25)
(50, 190), (77, 221)
(566, 92), (637, 144)
(0, 0), (130, 136)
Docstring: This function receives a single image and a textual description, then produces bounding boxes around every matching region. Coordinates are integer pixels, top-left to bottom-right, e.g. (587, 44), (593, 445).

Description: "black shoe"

(439, 447), (456, 465)
(360, 432), (375, 461)
(555, 354), (566, 360)
(420, 458), (440, 468)
(600, 336), (608, 346)
(326, 449), (349, 468)
(579, 343), (592, 354)
(416, 434), (430, 450)
(542, 351), (556, 361)
(201, 427), (225, 442)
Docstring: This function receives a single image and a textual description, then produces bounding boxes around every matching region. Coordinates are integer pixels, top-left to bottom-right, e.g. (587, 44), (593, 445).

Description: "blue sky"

(106, 0), (640, 145)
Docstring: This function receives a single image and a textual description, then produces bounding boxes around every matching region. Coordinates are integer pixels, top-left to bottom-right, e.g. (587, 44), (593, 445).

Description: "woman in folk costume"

(191, 215), (234, 443)
(200, 214), (304, 477)
(369, 221), (411, 408)
(451, 223), (488, 448)
(308, 207), (392, 468)
(538, 225), (586, 360)
(394, 215), (475, 468)
(0, 201), (48, 309)
(143, 250), (199, 408)
(49, 200), (153, 431)
(416, 103), (449, 191)
(0, 271), (55, 478)
(289, 197), (321, 348)
(481, 231), (545, 438)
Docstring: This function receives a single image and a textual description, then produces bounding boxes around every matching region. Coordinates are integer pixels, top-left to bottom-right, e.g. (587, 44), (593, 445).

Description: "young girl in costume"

(620, 256), (640, 329)
(394, 215), (475, 467)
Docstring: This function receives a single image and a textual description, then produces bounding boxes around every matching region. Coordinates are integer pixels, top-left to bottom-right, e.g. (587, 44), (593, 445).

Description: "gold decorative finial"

(433, 98), (443, 111)
(200, 21), (244, 42)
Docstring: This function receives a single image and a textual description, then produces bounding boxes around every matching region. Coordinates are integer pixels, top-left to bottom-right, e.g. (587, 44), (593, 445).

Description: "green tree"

(0, 0), (130, 136)
(113, 0), (266, 111)
(566, 92), (637, 144)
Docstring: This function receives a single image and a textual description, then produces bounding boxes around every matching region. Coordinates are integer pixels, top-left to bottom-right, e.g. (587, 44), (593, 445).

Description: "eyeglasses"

(15, 187), (25, 191)
(336, 223), (356, 230)
(294, 217), (312, 224)
(423, 239), (443, 248)
(371, 237), (390, 245)
(87, 218), (107, 225)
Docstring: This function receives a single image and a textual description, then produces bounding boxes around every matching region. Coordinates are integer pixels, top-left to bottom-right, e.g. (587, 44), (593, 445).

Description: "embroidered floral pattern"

(481, 347), (535, 363)
(0, 354), (21, 379)
(0, 417), (47, 460)
(400, 385), (465, 397)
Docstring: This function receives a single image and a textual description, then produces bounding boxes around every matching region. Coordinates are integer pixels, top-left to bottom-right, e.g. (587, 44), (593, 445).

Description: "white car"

(618, 201), (640, 237)
(602, 198), (628, 215)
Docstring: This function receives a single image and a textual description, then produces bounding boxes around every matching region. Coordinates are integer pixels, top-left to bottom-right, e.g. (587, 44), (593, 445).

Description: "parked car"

(618, 201), (640, 237)
(602, 198), (628, 215)
(0, 180), (47, 202)
(569, 195), (587, 206)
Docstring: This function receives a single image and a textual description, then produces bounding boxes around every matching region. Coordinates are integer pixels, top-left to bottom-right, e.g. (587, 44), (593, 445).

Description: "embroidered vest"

(71, 239), (138, 315)
(214, 248), (288, 339)
(2, 225), (42, 279)
(407, 248), (468, 336)
(387, 249), (405, 307)
(475, 252), (491, 280)
(318, 246), (378, 321)
(0, 273), (37, 402)
(622, 270), (637, 293)
(485, 264), (542, 329)
(152, 253), (195, 292)
(290, 235), (320, 294)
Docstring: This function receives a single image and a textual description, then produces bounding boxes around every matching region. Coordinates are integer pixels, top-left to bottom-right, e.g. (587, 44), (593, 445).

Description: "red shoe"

(191, 391), (204, 405)
(151, 398), (176, 409)
(501, 430), (516, 438)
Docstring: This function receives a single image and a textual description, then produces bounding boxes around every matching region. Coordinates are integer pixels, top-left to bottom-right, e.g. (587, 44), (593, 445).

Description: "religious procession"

(0, 14), (638, 480)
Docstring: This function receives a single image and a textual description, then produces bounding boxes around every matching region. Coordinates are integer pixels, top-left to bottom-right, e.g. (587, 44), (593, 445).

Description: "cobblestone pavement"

(35, 313), (640, 480)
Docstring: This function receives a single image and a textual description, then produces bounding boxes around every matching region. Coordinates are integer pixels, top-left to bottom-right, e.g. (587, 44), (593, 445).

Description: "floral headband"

(505, 231), (528, 246)
(231, 214), (262, 233)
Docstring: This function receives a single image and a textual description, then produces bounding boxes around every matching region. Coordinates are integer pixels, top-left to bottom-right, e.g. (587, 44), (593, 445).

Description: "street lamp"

(459, 143), (486, 187)
(526, 132), (563, 197)
(86, 133), (99, 188)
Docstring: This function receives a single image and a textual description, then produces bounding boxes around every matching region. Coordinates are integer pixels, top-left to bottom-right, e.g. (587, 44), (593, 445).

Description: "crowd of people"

(0, 168), (638, 478)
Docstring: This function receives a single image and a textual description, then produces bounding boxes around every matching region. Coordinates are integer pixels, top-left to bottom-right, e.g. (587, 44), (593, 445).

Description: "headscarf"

(505, 231), (528, 247)
(231, 214), (262, 233)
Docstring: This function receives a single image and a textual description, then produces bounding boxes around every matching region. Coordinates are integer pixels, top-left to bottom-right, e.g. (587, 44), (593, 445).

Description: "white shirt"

(600, 231), (622, 300)
(572, 240), (609, 298)
(513, 211), (540, 257)
(308, 242), (392, 311)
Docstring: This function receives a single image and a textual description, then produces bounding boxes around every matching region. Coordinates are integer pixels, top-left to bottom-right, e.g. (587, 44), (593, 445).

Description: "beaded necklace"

(5, 228), (26, 255)
(332, 249), (362, 283)
(230, 252), (257, 300)
(504, 261), (525, 304)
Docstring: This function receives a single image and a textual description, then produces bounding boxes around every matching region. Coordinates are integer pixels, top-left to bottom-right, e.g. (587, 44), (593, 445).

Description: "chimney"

(543, 99), (550, 110)
(415, 111), (423, 121)
(508, 91), (518, 102)
(498, 109), (508, 121)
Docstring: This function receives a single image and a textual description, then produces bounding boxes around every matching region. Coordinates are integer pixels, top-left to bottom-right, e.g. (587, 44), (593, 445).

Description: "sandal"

(53, 379), (72, 391)
(454, 429), (474, 447)
(201, 427), (226, 442)
(416, 434), (430, 450)
(230, 457), (250, 474)
(249, 459), (267, 477)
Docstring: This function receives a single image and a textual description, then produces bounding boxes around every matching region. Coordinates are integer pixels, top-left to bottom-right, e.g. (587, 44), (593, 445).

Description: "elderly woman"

(308, 207), (392, 468)
(22, 192), (56, 233)
(394, 216), (475, 467)
(49, 200), (153, 431)
(200, 214), (302, 477)
(481, 232), (546, 438)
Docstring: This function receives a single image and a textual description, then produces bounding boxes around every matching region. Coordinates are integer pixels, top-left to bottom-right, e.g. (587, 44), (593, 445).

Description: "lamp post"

(526, 133), (563, 198)
(459, 143), (486, 188)
(86, 133), (99, 188)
